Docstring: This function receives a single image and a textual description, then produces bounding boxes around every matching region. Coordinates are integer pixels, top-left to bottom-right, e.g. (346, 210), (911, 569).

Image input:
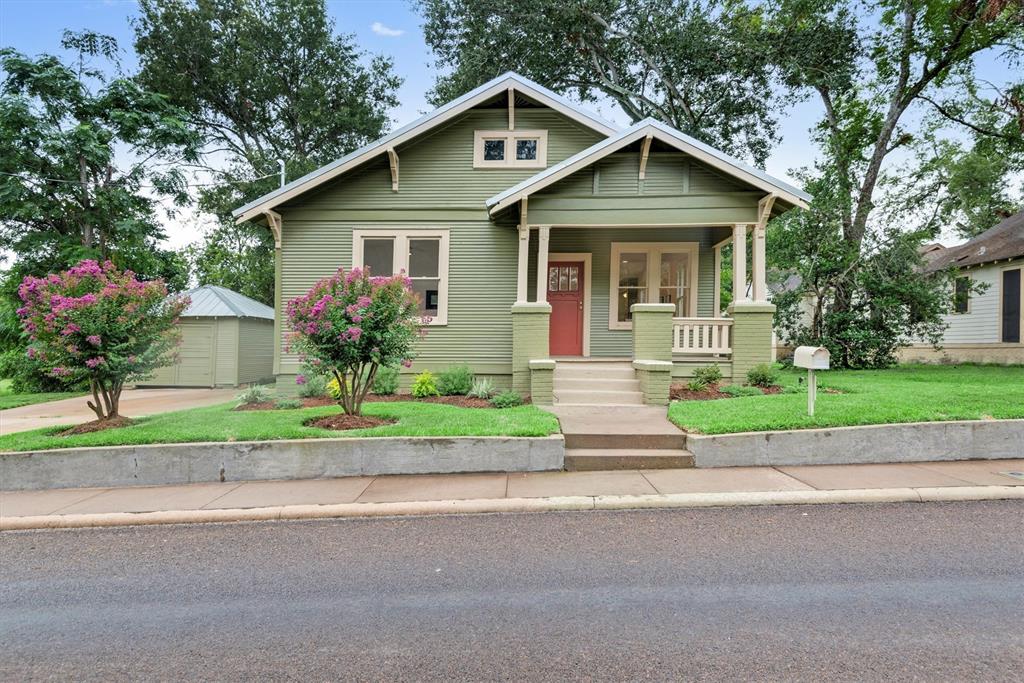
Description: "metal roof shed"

(141, 285), (275, 388)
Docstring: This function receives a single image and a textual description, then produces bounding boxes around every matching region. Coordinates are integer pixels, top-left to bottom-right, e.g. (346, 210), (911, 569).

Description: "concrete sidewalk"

(3, 459), (1022, 530)
(0, 388), (237, 436)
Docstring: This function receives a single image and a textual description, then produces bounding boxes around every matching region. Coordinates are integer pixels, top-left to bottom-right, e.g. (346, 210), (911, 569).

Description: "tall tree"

(133, 0), (402, 303)
(0, 30), (197, 287)
(418, 0), (781, 164)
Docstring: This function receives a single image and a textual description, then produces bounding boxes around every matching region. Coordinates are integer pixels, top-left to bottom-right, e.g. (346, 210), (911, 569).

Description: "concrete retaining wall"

(0, 436), (565, 491)
(688, 419), (1024, 467)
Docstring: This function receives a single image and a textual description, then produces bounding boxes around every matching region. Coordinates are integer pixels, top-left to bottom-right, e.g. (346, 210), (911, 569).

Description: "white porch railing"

(672, 317), (733, 355)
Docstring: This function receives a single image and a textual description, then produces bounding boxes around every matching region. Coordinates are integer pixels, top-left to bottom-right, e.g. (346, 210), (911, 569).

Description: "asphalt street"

(2, 501), (1022, 681)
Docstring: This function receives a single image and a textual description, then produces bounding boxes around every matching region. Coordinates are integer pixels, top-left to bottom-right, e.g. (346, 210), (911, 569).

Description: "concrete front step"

(554, 366), (637, 381)
(564, 432), (687, 450)
(553, 378), (642, 392)
(553, 389), (644, 406)
(565, 448), (696, 471)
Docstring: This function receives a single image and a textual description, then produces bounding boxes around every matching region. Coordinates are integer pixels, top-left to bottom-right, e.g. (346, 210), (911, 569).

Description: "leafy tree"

(286, 268), (421, 415)
(418, 0), (782, 164)
(16, 260), (189, 421)
(764, 0), (1024, 366)
(0, 30), (198, 286)
(133, 0), (402, 303)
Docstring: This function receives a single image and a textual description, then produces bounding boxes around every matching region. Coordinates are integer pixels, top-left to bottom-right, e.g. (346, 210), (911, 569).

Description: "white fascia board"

(232, 72), (619, 223)
(487, 118), (812, 215)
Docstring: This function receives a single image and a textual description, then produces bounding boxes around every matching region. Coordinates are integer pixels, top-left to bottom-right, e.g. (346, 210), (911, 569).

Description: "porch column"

(516, 226), (530, 303)
(751, 222), (767, 302)
(732, 223), (749, 304)
(535, 226), (550, 303)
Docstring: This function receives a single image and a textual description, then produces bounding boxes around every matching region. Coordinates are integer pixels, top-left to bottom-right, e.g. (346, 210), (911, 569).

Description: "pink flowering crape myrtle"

(286, 267), (423, 415)
(17, 260), (189, 421)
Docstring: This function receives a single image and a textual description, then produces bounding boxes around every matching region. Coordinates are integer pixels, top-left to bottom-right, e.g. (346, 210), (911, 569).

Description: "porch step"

(553, 389), (644, 406)
(565, 448), (695, 471)
(553, 377), (641, 392)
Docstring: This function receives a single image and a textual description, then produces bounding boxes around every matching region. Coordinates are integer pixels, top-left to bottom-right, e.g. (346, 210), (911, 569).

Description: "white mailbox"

(793, 346), (830, 370)
(793, 346), (830, 416)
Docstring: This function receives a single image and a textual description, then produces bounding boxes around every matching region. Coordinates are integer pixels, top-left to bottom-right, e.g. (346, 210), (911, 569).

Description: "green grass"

(0, 400), (561, 452)
(669, 364), (1024, 435)
(0, 380), (83, 411)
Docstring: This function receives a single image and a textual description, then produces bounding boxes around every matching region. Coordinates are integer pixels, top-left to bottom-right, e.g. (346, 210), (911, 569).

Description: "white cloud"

(371, 22), (404, 37)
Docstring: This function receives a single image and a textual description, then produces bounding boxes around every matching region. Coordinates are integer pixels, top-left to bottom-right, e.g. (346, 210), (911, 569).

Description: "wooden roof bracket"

(508, 86), (515, 130)
(387, 147), (399, 192)
(757, 194), (778, 230)
(638, 134), (653, 180)
(263, 210), (282, 249)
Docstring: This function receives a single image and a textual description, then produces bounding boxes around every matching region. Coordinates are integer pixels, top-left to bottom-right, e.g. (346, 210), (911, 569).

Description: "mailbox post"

(793, 346), (830, 416)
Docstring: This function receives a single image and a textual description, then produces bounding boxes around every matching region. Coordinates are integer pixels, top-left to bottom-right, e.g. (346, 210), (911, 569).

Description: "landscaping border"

(687, 419), (1024, 467)
(0, 436), (565, 491)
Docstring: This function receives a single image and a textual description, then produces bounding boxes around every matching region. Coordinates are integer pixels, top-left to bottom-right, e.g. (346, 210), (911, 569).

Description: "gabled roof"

(925, 210), (1024, 272)
(486, 118), (812, 215)
(232, 72), (619, 223)
(181, 285), (274, 320)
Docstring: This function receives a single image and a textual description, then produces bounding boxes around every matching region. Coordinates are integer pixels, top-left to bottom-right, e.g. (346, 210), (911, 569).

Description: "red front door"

(548, 261), (584, 356)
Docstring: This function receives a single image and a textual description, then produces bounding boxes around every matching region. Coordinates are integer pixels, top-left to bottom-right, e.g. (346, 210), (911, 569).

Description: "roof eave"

(232, 72), (619, 223)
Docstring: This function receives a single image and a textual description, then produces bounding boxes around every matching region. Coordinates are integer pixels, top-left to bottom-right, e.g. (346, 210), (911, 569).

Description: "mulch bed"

(304, 414), (397, 431)
(234, 394), (499, 411)
(670, 382), (781, 401)
(57, 416), (135, 436)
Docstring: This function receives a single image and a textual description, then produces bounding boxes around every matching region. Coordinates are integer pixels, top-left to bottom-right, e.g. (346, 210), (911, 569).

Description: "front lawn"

(0, 400), (561, 452)
(0, 381), (83, 411)
(669, 364), (1024, 435)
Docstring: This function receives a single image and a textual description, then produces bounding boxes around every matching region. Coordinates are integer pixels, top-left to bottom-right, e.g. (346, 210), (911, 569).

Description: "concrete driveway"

(0, 388), (238, 436)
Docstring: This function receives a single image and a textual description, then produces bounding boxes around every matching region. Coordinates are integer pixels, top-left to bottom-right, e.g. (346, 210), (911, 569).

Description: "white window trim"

(608, 242), (700, 330)
(473, 130), (548, 168)
(352, 228), (450, 326)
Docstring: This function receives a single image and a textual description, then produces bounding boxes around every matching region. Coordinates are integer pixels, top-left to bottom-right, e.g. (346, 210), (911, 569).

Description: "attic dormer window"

(474, 130), (547, 168)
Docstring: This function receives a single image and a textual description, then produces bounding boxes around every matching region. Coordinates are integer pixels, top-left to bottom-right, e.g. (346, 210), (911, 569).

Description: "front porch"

(510, 219), (776, 406)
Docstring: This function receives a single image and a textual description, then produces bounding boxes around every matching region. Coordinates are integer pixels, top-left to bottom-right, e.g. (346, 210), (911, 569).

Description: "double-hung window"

(473, 130), (548, 168)
(952, 276), (970, 314)
(609, 242), (699, 329)
(353, 229), (450, 325)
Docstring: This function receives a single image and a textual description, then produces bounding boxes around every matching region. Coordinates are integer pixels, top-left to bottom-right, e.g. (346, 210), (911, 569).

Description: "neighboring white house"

(900, 211), (1024, 365)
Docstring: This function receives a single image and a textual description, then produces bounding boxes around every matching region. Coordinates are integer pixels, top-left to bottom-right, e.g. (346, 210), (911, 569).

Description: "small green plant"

(372, 366), (400, 395)
(296, 373), (328, 398)
(437, 364), (474, 396)
(719, 384), (763, 397)
(274, 398), (303, 410)
(746, 363), (780, 388)
(237, 385), (272, 405)
(693, 364), (723, 386)
(687, 378), (709, 392)
(411, 371), (440, 398)
(468, 378), (497, 399)
(490, 390), (523, 408)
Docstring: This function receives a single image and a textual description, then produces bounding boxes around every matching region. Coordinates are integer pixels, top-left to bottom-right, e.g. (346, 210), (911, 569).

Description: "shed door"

(1003, 269), (1021, 343)
(177, 322), (216, 387)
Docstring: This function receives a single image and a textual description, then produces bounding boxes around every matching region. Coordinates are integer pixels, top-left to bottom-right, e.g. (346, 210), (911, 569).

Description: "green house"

(233, 73), (810, 405)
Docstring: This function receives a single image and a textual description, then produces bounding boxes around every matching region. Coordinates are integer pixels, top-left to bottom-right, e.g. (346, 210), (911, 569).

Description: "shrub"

(437, 364), (474, 395)
(746, 363), (780, 388)
(490, 390), (523, 408)
(411, 371), (440, 398)
(719, 384), (763, 397)
(274, 398), (303, 410)
(687, 378), (709, 392)
(0, 347), (79, 393)
(467, 378), (497, 399)
(693, 364), (723, 386)
(286, 266), (423, 415)
(237, 385), (272, 405)
(15, 260), (188, 420)
(296, 373), (328, 399)
(372, 365), (400, 395)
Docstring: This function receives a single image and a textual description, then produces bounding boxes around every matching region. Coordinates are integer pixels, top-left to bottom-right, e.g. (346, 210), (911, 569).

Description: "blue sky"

(0, 0), (1015, 248)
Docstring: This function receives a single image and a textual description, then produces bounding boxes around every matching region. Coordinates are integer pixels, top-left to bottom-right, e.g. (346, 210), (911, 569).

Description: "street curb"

(3, 485), (1021, 531)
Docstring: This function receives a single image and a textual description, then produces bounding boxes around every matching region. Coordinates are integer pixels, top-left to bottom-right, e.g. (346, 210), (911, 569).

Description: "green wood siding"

(214, 318), (238, 387)
(237, 318), (274, 384)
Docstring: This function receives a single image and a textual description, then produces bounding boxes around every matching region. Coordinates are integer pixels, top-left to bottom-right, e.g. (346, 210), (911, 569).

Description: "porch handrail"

(672, 317), (733, 355)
